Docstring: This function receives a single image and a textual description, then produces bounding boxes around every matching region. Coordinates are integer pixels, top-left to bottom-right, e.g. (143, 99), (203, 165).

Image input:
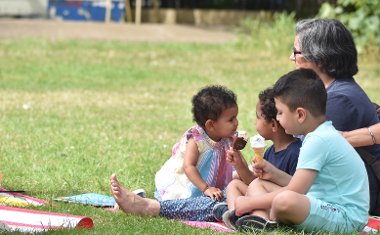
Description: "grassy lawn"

(0, 19), (379, 234)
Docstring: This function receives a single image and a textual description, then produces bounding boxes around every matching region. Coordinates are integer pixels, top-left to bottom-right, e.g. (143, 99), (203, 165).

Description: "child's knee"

(272, 190), (296, 213)
(248, 178), (259, 187)
(247, 178), (265, 190)
(227, 179), (243, 190)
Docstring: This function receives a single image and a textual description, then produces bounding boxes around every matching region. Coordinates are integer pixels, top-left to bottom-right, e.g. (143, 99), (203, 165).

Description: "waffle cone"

(253, 147), (265, 163)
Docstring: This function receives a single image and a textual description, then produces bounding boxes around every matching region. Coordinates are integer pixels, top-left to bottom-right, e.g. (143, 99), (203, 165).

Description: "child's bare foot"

(110, 173), (160, 217)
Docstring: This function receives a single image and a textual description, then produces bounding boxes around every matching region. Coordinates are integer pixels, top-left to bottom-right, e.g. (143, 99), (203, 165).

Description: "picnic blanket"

(54, 190), (146, 208)
(182, 221), (234, 233)
(0, 188), (48, 207)
(0, 205), (93, 233)
(54, 193), (116, 207)
(182, 217), (380, 233)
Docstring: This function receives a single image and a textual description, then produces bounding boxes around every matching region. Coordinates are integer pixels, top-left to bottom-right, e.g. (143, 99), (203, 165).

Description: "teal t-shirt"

(297, 121), (369, 225)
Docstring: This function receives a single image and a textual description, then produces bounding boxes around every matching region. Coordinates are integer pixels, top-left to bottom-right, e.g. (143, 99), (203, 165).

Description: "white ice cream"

(237, 130), (248, 140)
(250, 134), (266, 148)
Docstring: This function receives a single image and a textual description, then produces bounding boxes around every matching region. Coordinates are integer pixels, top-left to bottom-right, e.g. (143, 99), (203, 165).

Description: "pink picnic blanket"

(182, 221), (234, 233)
(182, 217), (380, 233)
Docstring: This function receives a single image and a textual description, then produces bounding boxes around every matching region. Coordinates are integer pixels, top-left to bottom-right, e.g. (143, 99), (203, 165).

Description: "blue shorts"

(295, 196), (365, 233)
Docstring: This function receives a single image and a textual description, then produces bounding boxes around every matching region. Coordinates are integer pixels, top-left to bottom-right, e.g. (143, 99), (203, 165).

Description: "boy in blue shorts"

(230, 68), (369, 233)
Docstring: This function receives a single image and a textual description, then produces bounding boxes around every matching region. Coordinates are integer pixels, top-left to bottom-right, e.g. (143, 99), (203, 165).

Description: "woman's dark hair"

(192, 85), (237, 128)
(296, 18), (358, 78)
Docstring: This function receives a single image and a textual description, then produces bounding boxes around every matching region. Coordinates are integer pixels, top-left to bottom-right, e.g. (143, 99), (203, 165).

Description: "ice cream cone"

(250, 134), (266, 163)
(253, 147), (265, 163)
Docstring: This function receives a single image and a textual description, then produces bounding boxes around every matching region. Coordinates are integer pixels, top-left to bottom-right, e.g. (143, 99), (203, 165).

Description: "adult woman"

(291, 18), (380, 215)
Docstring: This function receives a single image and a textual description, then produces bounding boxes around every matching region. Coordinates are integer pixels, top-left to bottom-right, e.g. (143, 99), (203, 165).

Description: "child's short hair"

(192, 85), (237, 128)
(258, 88), (277, 122)
(272, 69), (326, 117)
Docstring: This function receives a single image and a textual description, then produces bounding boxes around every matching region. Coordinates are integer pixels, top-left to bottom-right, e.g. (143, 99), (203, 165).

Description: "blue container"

(48, 0), (125, 22)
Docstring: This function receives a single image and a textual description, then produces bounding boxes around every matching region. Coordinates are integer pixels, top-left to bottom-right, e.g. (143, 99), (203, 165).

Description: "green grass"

(0, 20), (379, 234)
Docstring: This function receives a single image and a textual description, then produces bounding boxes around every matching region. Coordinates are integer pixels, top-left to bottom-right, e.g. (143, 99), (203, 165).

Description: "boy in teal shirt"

(228, 69), (369, 233)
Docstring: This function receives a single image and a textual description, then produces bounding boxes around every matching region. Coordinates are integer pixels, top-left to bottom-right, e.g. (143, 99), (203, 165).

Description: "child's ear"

(271, 119), (279, 132)
(296, 107), (307, 123)
(204, 119), (214, 132)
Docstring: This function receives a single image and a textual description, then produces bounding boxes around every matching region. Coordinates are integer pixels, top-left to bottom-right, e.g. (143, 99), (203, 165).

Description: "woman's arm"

(342, 123), (379, 147)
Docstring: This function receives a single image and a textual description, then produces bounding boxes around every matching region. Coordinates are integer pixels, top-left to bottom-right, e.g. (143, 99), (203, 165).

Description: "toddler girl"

(155, 85), (239, 201)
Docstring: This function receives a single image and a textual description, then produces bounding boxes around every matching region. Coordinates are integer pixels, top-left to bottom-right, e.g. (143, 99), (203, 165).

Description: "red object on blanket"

(367, 217), (380, 230)
(0, 205), (93, 232)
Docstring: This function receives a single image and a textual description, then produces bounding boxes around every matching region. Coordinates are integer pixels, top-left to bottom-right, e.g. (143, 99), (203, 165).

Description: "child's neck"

(271, 133), (296, 152)
(302, 116), (326, 136)
(205, 130), (222, 142)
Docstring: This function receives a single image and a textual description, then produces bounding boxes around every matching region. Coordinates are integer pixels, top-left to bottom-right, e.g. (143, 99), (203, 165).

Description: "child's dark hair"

(272, 69), (326, 117)
(258, 88), (277, 122)
(192, 85), (237, 128)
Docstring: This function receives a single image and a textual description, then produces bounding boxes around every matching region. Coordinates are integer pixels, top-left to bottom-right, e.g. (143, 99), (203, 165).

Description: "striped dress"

(154, 125), (233, 201)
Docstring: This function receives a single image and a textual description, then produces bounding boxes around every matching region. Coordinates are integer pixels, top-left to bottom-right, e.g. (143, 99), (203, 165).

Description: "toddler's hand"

(204, 187), (223, 201)
(226, 147), (244, 167)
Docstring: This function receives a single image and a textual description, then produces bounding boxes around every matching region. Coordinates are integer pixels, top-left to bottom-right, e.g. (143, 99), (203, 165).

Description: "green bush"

(318, 0), (380, 53)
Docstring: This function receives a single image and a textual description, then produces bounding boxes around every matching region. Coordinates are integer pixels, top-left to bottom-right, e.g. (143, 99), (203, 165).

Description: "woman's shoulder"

(327, 78), (372, 109)
(329, 78), (365, 95)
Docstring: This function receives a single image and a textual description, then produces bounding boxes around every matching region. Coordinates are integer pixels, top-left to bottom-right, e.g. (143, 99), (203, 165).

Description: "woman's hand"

(204, 186), (223, 201)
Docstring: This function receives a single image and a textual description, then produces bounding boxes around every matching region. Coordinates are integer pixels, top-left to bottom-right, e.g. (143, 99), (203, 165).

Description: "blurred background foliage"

(318, 0), (380, 53)
(235, 0), (380, 56)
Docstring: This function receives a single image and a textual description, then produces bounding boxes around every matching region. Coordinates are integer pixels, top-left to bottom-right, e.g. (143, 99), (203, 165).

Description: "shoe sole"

(212, 202), (228, 222)
(222, 210), (239, 230)
(236, 214), (278, 232)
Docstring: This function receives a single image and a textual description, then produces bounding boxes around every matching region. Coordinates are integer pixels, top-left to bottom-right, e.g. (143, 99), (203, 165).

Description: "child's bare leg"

(271, 190), (310, 224)
(110, 174), (160, 217)
(246, 178), (282, 219)
(226, 179), (248, 210)
(246, 178), (281, 197)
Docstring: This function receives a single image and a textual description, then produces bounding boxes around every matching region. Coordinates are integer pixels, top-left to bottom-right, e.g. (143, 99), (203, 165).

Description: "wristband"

(368, 127), (377, 145)
(202, 184), (209, 193)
